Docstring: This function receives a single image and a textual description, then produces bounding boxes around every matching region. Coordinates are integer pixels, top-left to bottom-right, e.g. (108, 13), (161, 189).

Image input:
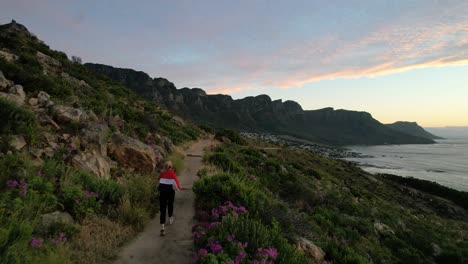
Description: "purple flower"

(52, 232), (67, 244)
(36, 171), (42, 177)
(227, 234), (235, 242)
(67, 146), (74, 153)
(257, 247), (278, 260)
(209, 222), (221, 228)
(6, 180), (18, 187)
(30, 237), (44, 248)
(238, 206), (247, 213)
(199, 248), (208, 255)
(210, 242), (223, 253)
(211, 208), (220, 218)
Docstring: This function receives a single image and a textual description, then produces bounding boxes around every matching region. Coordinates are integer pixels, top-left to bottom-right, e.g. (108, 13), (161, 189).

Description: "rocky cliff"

(86, 63), (434, 145)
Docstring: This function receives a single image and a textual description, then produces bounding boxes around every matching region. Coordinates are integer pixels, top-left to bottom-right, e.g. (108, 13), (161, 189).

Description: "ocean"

(346, 139), (468, 192)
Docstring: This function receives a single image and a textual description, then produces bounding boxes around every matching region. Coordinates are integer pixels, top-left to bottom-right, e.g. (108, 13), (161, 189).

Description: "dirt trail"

(114, 138), (214, 264)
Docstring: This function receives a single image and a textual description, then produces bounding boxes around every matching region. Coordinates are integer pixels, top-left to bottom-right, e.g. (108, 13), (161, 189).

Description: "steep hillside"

(85, 63), (435, 146)
(192, 130), (468, 264)
(387, 121), (443, 140)
(0, 20), (201, 263)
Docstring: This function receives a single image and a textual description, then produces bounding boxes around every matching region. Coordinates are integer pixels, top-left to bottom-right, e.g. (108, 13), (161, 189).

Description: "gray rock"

(81, 124), (109, 156)
(37, 91), (51, 106)
(432, 243), (442, 257)
(0, 70), (11, 90)
(0, 50), (18, 63)
(9, 85), (25, 101)
(374, 222), (395, 236)
(36, 51), (61, 74)
(37, 211), (74, 233)
(43, 147), (54, 158)
(296, 237), (325, 261)
(161, 136), (174, 151)
(28, 97), (38, 106)
(53, 105), (88, 123)
(280, 165), (288, 174)
(72, 152), (113, 179)
(9, 135), (26, 151)
(29, 148), (43, 158)
(0, 92), (24, 106)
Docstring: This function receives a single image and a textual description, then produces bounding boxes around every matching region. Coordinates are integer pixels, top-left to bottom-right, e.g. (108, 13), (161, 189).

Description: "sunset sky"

(1, 0), (467, 127)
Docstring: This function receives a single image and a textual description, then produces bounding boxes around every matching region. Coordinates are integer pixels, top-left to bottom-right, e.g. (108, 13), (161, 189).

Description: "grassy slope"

(194, 131), (468, 264)
(0, 22), (201, 263)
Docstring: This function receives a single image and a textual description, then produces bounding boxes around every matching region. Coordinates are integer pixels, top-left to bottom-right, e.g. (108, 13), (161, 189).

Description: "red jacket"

(159, 169), (181, 191)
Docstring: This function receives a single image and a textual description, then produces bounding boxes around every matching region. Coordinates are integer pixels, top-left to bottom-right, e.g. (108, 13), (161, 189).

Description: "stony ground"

(114, 138), (214, 264)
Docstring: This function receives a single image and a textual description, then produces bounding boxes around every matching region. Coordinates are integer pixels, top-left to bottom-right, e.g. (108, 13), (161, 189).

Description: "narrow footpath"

(114, 138), (214, 264)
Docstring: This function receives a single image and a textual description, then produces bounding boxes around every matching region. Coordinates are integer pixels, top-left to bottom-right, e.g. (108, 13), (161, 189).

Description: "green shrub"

(214, 129), (245, 145)
(0, 98), (38, 136)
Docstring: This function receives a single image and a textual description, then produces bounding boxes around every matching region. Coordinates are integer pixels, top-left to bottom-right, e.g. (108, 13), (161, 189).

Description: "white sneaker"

(169, 217), (174, 225)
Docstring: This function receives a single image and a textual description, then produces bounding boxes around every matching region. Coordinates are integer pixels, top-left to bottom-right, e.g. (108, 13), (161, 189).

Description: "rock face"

(85, 63), (435, 146)
(296, 238), (326, 261)
(72, 152), (113, 179)
(53, 105), (87, 123)
(0, 91), (24, 106)
(81, 124), (109, 156)
(108, 134), (157, 172)
(0, 50), (18, 63)
(36, 51), (62, 74)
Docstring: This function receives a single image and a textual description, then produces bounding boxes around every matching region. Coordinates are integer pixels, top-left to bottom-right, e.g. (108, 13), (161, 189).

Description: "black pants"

(159, 184), (175, 224)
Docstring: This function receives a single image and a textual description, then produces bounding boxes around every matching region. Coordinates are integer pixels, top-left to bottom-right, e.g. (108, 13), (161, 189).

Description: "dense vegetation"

(0, 21), (201, 263)
(194, 132), (468, 264)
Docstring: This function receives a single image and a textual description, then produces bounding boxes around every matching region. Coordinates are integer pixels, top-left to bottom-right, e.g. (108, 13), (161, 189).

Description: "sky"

(1, 0), (467, 127)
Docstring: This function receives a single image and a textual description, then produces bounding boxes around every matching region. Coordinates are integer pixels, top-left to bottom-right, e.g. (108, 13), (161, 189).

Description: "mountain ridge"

(85, 63), (435, 145)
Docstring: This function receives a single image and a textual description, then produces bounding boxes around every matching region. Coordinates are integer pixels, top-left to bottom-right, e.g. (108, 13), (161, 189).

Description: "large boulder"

(53, 105), (88, 123)
(109, 134), (157, 172)
(296, 238), (326, 261)
(72, 152), (113, 179)
(36, 211), (74, 234)
(81, 124), (110, 156)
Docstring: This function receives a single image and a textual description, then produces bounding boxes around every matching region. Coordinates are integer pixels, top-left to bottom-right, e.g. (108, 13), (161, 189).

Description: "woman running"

(158, 161), (181, 236)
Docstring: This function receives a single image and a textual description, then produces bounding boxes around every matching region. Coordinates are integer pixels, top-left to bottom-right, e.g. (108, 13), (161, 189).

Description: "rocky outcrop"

(36, 51), (62, 75)
(296, 237), (326, 261)
(53, 105), (88, 123)
(108, 134), (157, 172)
(81, 124), (109, 156)
(0, 83), (26, 106)
(0, 49), (18, 63)
(72, 152), (113, 179)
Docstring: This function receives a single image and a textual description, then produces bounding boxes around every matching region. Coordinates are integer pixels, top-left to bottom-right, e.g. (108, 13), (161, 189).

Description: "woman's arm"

(171, 170), (181, 191)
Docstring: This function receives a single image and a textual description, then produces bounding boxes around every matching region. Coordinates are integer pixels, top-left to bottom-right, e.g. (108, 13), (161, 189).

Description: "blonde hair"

(165, 161), (173, 170)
